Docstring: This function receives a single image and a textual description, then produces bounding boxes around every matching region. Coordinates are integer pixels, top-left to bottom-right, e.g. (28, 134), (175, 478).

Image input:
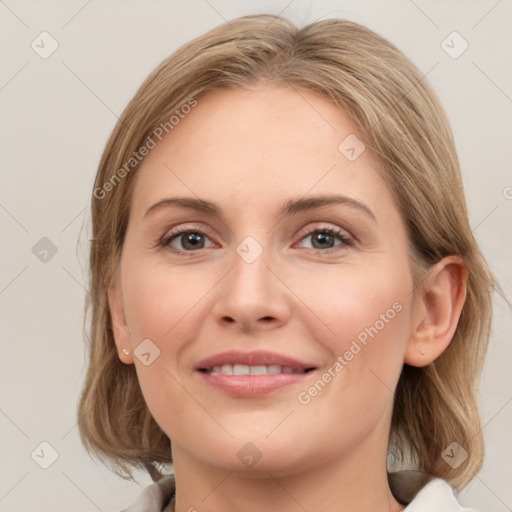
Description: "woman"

(78, 14), (503, 511)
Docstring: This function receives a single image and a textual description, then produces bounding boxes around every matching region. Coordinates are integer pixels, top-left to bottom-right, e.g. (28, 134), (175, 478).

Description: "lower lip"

(197, 371), (314, 397)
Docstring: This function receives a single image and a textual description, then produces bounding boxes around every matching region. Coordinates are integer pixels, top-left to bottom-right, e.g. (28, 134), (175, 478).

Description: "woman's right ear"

(107, 275), (134, 365)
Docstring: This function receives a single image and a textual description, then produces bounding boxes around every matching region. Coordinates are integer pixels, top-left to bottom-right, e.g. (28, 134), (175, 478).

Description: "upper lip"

(195, 350), (317, 371)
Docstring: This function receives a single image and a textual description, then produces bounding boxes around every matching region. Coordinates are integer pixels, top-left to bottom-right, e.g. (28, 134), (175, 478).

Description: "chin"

(190, 435), (310, 476)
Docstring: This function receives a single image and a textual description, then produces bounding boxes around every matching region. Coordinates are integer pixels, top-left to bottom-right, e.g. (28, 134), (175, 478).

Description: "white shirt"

(120, 470), (479, 512)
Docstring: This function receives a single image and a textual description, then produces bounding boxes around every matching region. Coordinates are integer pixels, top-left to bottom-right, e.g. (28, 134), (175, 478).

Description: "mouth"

(195, 350), (318, 397)
(199, 364), (316, 375)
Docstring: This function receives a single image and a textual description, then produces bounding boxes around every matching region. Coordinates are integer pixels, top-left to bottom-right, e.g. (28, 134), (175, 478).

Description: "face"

(110, 85), (421, 475)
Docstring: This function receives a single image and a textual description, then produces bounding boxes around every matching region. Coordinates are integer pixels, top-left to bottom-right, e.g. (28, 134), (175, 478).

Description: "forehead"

(130, 85), (394, 221)
(154, 85), (361, 164)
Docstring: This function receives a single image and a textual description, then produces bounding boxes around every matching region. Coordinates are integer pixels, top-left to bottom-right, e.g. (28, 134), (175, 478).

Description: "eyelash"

(159, 224), (355, 255)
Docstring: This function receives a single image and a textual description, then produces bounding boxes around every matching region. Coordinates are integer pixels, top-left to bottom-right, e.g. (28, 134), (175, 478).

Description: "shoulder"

(389, 470), (479, 511)
(119, 475), (175, 512)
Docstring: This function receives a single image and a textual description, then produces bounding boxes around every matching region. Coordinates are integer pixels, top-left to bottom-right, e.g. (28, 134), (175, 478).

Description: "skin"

(108, 85), (467, 512)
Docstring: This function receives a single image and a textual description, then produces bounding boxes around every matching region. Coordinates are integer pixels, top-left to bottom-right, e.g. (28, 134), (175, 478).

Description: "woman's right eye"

(160, 228), (215, 253)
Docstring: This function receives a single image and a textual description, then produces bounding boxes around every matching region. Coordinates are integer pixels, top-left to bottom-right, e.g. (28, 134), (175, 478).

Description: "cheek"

(120, 260), (211, 419)
(120, 263), (196, 434)
(121, 259), (203, 345)
(288, 258), (411, 348)
(293, 296), (410, 454)
(293, 260), (412, 414)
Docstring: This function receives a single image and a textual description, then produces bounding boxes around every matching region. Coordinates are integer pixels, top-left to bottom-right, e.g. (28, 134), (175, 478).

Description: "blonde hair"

(78, 14), (505, 490)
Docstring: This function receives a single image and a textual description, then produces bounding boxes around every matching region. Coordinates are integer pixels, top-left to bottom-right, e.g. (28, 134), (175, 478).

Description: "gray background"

(1, 1), (511, 511)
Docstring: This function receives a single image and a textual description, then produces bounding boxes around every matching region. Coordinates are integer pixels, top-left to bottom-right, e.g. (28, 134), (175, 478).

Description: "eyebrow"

(143, 194), (376, 222)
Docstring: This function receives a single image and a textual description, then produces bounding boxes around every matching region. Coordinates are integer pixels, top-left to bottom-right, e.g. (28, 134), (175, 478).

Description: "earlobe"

(107, 275), (134, 365)
(404, 256), (467, 367)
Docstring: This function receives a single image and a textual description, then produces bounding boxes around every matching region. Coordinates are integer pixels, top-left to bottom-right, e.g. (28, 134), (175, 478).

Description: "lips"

(195, 350), (317, 398)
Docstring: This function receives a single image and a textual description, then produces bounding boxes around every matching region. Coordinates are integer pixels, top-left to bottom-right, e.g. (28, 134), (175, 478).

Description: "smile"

(201, 364), (313, 375)
(195, 350), (318, 397)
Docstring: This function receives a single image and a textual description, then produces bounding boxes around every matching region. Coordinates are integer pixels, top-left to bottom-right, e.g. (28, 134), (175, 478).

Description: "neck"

(170, 421), (405, 512)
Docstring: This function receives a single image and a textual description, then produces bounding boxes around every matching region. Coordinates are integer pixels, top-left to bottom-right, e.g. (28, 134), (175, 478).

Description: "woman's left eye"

(296, 226), (354, 251)
(160, 225), (354, 254)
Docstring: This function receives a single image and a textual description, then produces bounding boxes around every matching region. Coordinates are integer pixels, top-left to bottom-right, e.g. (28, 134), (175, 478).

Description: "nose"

(211, 241), (291, 334)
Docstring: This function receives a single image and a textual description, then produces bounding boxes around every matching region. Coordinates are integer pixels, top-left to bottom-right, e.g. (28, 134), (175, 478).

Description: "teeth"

(234, 364), (250, 375)
(250, 365), (267, 375)
(267, 365), (282, 374)
(207, 365), (307, 375)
